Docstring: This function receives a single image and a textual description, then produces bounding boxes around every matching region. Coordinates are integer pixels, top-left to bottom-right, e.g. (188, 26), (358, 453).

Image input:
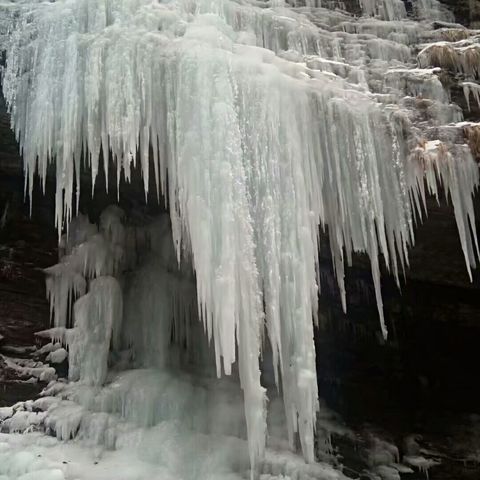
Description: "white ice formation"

(0, 210), (353, 480)
(463, 81), (480, 111)
(1, 0), (479, 477)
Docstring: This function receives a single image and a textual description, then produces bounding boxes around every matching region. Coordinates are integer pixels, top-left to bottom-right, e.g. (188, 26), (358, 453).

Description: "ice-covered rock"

(46, 349), (68, 365)
(1, 411), (46, 433)
(1, 356), (57, 383)
(404, 455), (441, 479)
(0, 408), (13, 422)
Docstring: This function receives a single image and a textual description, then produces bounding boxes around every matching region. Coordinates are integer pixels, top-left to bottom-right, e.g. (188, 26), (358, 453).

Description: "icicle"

(412, 141), (480, 279)
(45, 263), (86, 329)
(462, 82), (480, 112)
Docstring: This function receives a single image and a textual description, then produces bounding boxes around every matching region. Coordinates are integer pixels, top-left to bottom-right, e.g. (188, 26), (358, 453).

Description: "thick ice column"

(69, 277), (123, 386)
(233, 64), (320, 458)
(122, 216), (199, 369)
(171, 38), (268, 468)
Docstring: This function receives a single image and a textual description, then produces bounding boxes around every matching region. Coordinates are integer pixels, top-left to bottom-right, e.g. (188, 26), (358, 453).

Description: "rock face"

(0, 91), (57, 346)
(439, 0), (480, 28)
(0, 88), (58, 405)
(317, 174), (480, 441)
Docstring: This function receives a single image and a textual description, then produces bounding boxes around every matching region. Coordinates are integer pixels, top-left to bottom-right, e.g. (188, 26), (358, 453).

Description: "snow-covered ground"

(1, 334), (479, 480)
(0, 375), (352, 480)
(0, 431), (203, 480)
(1, 386), (471, 480)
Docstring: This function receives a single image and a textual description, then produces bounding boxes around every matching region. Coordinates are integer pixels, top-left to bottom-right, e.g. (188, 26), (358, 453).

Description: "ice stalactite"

(358, 0), (453, 22)
(462, 81), (480, 111)
(45, 264), (86, 330)
(1, 0), (480, 476)
(44, 209), (127, 329)
(359, 0), (407, 21)
(411, 141), (480, 279)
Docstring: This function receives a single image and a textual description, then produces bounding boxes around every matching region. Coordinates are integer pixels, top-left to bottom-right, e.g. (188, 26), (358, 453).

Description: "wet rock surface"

(316, 220), (480, 478)
(0, 88), (57, 399)
(439, 0), (480, 28)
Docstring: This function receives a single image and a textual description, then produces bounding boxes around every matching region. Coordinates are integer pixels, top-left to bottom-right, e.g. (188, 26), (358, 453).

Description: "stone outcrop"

(440, 0), (480, 28)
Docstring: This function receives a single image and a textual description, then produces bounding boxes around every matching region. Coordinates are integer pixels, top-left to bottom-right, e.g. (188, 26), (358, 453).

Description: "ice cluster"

(1, 0), (479, 476)
(1, 209), (353, 480)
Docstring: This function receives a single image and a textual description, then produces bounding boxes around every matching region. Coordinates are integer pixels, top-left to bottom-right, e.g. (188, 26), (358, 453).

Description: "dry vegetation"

(464, 124), (480, 159)
(418, 41), (480, 78)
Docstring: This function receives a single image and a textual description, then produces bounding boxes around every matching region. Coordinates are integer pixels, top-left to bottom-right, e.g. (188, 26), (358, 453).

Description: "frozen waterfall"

(0, 0), (479, 478)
